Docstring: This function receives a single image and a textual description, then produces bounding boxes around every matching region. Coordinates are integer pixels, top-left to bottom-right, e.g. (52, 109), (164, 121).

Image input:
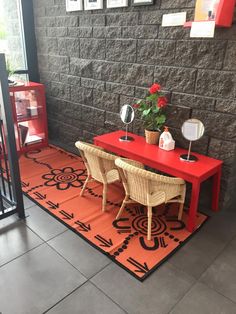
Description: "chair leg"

(102, 184), (107, 212)
(116, 195), (129, 219)
(147, 206), (152, 241)
(178, 202), (184, 221)
(80, 176), (90, 196)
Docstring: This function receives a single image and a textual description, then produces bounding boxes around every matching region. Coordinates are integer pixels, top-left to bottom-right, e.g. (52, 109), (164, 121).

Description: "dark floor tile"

(170, 282), (236, 314)
(0, 213), (21, 227)
(199, 211), (236, 242)
(24, 205), (67, 241)
(169, 210), (236, 279)
(200, 235), (236, 303)
(46, 281), (126, 314)
(48, 230), (111, 278)
(23, 195), (36, 209)
(0, 244), (86, 314)
(91, 262), (195, 314)
(169, 227), (227, 279)
(0, 216), (43, 266)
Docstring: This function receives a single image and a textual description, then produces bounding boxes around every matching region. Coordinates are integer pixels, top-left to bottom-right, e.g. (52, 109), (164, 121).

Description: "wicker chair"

(115, 158), (186, 240)
(75, 141), (119, 212)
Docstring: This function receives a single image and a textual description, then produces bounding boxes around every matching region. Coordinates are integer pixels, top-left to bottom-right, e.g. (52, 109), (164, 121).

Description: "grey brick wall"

(33, 0), (236, 208)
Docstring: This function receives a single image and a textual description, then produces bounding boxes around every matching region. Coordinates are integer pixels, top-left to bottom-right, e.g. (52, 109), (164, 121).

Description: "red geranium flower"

(149, 83), (161, 94)
(133, 103), (140, 108)
(157, 96), (168, 108)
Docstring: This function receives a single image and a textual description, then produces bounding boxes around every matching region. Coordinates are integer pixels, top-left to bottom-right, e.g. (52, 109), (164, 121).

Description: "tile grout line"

(89, 280), (129, 314)
(168, 231), (236, 314)
(21, 217), (67, 243)
(44, 240), (127, 313)
(196, 234), (236, 305)
(23, 194), (236, 310)
(45, 241), (90, 276)
(42, 281), (89, 314)
(167, 278), (197, 314)
(164, 260), (198, 314)
(0, 242), (44, 269)
(169, 223), (236, 282)
(199, 280), (236, 307)
(168, 233), (236, 313)
(22, 205), (113, 278)
(1, 216), (73, 271)
(22, 208), (114, 278)
(198, 231), (236, 281)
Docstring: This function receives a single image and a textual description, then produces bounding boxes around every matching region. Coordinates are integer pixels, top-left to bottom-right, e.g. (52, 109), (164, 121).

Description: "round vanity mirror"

(180, 119), (205, 162)
(119, 104), (135, 142)
(181, 119), (205, 142)
(120, 104), (134, 124)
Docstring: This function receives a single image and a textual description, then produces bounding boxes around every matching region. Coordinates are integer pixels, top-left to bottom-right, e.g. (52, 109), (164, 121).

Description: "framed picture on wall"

(132, 0), (153, 6)
(107, 0), (128, 8)
(66, 0), (83, 11)
(84, 0), (103, 10)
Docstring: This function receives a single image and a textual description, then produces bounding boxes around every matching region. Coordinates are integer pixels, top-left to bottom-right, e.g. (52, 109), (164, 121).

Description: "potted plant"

(133, 83), (168, 144)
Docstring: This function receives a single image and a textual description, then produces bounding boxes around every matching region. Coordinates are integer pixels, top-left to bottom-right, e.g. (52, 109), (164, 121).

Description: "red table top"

(94, 130), (223, 182)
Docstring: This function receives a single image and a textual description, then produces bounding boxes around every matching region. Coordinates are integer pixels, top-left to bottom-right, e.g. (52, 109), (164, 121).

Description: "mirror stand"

(180, 141), (198, 162)
(119, 125), (134, 142)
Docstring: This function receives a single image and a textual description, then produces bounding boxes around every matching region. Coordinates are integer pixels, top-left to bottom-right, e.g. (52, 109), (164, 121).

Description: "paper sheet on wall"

(162, 12), (187, 27)
(190, 21), (215, 38)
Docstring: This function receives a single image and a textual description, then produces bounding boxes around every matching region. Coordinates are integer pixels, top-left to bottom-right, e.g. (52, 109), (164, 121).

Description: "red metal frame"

(94, 130), (223, 233)
(9, 82), (48, 154)
(184, 0), (236, 28)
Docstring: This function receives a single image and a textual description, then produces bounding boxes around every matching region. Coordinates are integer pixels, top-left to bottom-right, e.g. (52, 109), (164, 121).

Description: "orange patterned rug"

(19, 146), (208, 281)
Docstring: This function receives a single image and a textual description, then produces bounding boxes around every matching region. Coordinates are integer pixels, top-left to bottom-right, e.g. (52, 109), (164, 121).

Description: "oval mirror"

(181, 119), (205, 142)
(180, 119), (205, 162)
(119, 104), (134, 142)
(120, 104), (134, 125)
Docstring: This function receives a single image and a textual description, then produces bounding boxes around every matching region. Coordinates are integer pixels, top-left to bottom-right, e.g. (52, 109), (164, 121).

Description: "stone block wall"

(33, 0), (236, 208)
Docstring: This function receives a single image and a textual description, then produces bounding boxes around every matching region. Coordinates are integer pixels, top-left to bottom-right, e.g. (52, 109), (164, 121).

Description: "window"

(0, 0), (39, 82)
(0, 0), (28, 80)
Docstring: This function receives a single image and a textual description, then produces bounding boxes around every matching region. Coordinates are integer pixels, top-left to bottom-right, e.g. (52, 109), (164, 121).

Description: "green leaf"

(146, 94), (157, 102)
(156, 114), (166, 126)
(152, 106), (159, 113)
(142, 108), (151, 116)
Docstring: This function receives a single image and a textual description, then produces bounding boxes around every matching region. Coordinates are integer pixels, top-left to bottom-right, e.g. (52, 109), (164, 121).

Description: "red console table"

(94, 130), (223, 232)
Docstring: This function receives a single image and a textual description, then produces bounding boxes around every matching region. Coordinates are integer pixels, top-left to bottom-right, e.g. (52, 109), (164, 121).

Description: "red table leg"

(187, 181), (200, 232)
(211, 166), (222, 211)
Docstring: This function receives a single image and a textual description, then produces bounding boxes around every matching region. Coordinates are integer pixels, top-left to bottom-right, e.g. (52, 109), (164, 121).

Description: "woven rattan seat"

(75, 141), (119, 212)
(115, 158), (186, 240)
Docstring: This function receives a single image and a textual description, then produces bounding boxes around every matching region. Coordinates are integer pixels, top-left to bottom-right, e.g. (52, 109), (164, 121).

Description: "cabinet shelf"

(9, 82), (48, 153)
(25, 135), (43, 146)
(17, 115), (40, 123)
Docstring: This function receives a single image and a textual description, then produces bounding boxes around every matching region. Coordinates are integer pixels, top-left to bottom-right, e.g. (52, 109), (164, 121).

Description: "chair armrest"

(75, 141), (117, 161)
(75, 141), (104, 151)
(121, 158), (144, 169)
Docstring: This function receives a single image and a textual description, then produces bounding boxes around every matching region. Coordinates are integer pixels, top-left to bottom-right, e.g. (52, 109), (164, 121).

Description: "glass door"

(0, 0), (37, 82)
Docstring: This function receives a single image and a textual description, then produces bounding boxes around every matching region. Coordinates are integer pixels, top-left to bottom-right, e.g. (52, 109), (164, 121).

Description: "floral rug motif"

(19, 146), (208, 281)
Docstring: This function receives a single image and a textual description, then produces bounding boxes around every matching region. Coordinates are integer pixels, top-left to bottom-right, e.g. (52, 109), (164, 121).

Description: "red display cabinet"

(184, 0), (236, 28)
(9, 82), (48, 153)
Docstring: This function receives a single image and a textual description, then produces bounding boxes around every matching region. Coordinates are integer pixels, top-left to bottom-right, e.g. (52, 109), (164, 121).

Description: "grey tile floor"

(0, 196), (236, 314)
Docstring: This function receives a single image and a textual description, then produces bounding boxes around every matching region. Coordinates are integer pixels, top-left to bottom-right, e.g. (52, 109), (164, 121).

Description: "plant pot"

(145, 129), (160, 145)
